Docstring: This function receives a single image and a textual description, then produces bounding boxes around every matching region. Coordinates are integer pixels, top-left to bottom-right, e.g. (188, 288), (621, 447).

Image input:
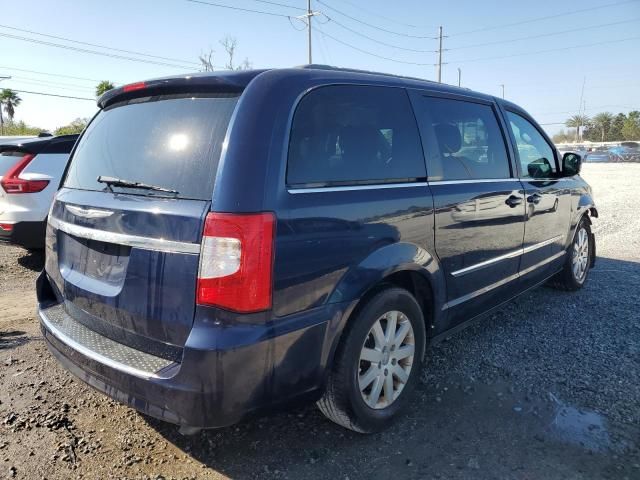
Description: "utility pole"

(577, 76), (586, 142)
(500, 84), (505, 99)
(307, 0), (312, 64)
(457, 68), (461, 87)
(436, 26), (443, 83)
(297, 1), (319, 64)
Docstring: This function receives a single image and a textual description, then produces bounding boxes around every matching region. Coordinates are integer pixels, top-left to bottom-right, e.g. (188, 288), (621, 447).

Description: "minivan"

(37, 66), (597, 434)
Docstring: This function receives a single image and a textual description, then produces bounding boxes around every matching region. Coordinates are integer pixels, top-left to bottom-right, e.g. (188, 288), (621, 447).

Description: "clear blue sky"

(2, 0), (639, 134)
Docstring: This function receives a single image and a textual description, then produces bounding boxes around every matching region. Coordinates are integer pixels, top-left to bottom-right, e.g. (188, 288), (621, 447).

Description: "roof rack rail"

(297, 64), (437, 85)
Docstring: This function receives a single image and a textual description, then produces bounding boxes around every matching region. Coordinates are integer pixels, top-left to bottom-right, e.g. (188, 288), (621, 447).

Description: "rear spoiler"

(0, 135), (79, 154)
(98, 70), (267, 109)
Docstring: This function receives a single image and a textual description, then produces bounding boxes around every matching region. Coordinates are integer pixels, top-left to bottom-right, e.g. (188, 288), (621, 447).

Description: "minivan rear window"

(64, 93), (239, 200)
(0, 151), (23, 177)
(287, 85), (426, 187)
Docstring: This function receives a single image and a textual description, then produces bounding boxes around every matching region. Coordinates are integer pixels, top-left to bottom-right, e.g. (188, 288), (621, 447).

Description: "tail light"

(0, 154), (49, 194)
(123, 82), (146, 92)
(197, 212), (275, 313)
(0, 223), (13, 232)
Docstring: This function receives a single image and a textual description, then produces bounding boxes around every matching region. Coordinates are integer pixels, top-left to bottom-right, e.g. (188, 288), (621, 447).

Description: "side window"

(506, 111), (556, 179)
(413, 96), (511, 181)
(287, 86), (425, 186)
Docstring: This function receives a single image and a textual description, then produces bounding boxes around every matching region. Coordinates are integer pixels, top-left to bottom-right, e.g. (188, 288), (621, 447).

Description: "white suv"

(0, 135), (78, 249)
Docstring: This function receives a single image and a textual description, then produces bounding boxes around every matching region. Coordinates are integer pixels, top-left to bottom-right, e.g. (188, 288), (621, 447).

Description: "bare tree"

(220, 36), (238, 70)
(199, 48), (215, 72)
(198, 37), (252, 72)
(238, 58), (253, 71)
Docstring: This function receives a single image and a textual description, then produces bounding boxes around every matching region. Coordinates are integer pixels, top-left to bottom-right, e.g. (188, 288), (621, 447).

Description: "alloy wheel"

(358, 310), (415, 409)
(572, 227), (590, 282)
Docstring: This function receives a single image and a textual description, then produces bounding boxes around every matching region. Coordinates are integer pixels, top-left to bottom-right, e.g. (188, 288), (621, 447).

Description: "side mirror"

(562, 152), (582, 176)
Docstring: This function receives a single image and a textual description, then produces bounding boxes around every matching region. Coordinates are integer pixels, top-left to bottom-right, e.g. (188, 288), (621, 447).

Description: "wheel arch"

(566, 191), (597, 249)
(322, 242), (446, 377)
(567, 207), (596, 268)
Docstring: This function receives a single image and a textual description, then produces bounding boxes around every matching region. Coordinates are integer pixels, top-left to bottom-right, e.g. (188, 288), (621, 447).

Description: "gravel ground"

(0, 163), (639, 479)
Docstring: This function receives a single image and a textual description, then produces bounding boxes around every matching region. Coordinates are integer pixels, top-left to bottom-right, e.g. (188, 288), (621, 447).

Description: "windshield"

(64, 93), (239, 200)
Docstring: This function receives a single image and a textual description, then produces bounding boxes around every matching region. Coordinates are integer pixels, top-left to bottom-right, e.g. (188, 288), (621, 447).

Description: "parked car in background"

(0, 136), (36, 143)
(0, 135), (78, 249)
(37, 67), (597, 435)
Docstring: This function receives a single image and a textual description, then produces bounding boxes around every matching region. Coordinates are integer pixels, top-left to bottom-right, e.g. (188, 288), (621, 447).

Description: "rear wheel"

(549, 217), (593, 291)
(317, 287), (426, 433)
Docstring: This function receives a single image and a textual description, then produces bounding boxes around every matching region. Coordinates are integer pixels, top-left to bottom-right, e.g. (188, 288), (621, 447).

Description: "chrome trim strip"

(39, 309), (167, 380)
(518, 250), (566, 277)
(522, 235), (563, 254)
(287, 182), (429, 194)
(444, 250), (565, 309)
(428, 178), (569, 185)
(48, 216), (200, 254)
(451, 249), (522, 277)
(66, 204), (114, 219)
(428, 178), (518, 185)
(451, 235), (564, 277)
(445, 271), (520, 309)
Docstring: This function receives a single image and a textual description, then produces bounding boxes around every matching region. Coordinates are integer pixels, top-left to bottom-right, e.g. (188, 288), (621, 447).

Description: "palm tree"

(566, 114), (590, 142)
(0, 89), (22, 134)
(591, 112), (613, 142)
(95, 81), (115, 98)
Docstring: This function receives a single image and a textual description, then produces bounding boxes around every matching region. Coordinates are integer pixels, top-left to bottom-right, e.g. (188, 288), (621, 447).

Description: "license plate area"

(58, 231), (131, 296)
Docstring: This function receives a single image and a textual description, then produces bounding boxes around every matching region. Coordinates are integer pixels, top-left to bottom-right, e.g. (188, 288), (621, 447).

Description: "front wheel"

(549, 217), (593, 291)
(317, 287), (426, 433)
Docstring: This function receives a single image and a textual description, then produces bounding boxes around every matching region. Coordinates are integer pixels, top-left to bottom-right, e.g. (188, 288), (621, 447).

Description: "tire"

(317, 287), (426, 433)
(549, 217), (593, 291)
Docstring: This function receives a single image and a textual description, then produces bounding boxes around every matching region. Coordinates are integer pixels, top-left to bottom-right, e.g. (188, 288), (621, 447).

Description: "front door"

(410, 92), (526, 332)
(504, 110), (572, 286)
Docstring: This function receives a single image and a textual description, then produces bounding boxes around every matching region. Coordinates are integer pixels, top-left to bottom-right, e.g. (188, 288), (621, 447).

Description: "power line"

(312, 26), (433, 66)
(246, 0), (305, 11)
(447, 36), (640, 65)
(333, 0), (435, 29)
(0, 65), (111, 83)
(448, 18), (640, 50)
(323, 15), (436, 52)
(3, 77), (95, 93)
(316, 19), (333, 64)
(449, 0), (639, 36)
(185, 0), (291, 17)
(533, 104), (638, 116)
(0, 24), (200, 66)
(12, 76), (95, 91)
(10, 89), (95, 101)
(316, 0), (436, 39)
(288, 16), (308, 31)
(0, 32), (198, 70)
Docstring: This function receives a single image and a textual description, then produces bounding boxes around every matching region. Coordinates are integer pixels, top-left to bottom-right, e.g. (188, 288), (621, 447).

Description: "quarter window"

(413, 96), (511, 181)
(506, 112), (557, 179)
(287, 86), (426, 186)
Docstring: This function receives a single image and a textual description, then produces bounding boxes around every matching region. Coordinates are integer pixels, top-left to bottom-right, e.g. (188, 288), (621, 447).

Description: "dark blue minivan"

(37, 66), (597, 433)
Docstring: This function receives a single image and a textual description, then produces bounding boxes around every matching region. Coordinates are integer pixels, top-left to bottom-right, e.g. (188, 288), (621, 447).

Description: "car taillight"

(123, 81), (146, 92)
(0, 154), (49, 194)
(0, 223), (13, 232)
(197, 212), (275, 313)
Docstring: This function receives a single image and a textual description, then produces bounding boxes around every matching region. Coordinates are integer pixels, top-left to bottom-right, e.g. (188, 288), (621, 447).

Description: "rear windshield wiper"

(97, 175), (179, 195)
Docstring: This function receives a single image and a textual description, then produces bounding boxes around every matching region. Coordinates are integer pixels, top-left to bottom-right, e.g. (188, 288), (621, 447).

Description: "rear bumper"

(0, 220), (46, 249)
(37, 273), (349, 429)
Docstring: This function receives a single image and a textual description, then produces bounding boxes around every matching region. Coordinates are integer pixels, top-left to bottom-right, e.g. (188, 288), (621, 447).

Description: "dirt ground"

(1, 163), (639, 480)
